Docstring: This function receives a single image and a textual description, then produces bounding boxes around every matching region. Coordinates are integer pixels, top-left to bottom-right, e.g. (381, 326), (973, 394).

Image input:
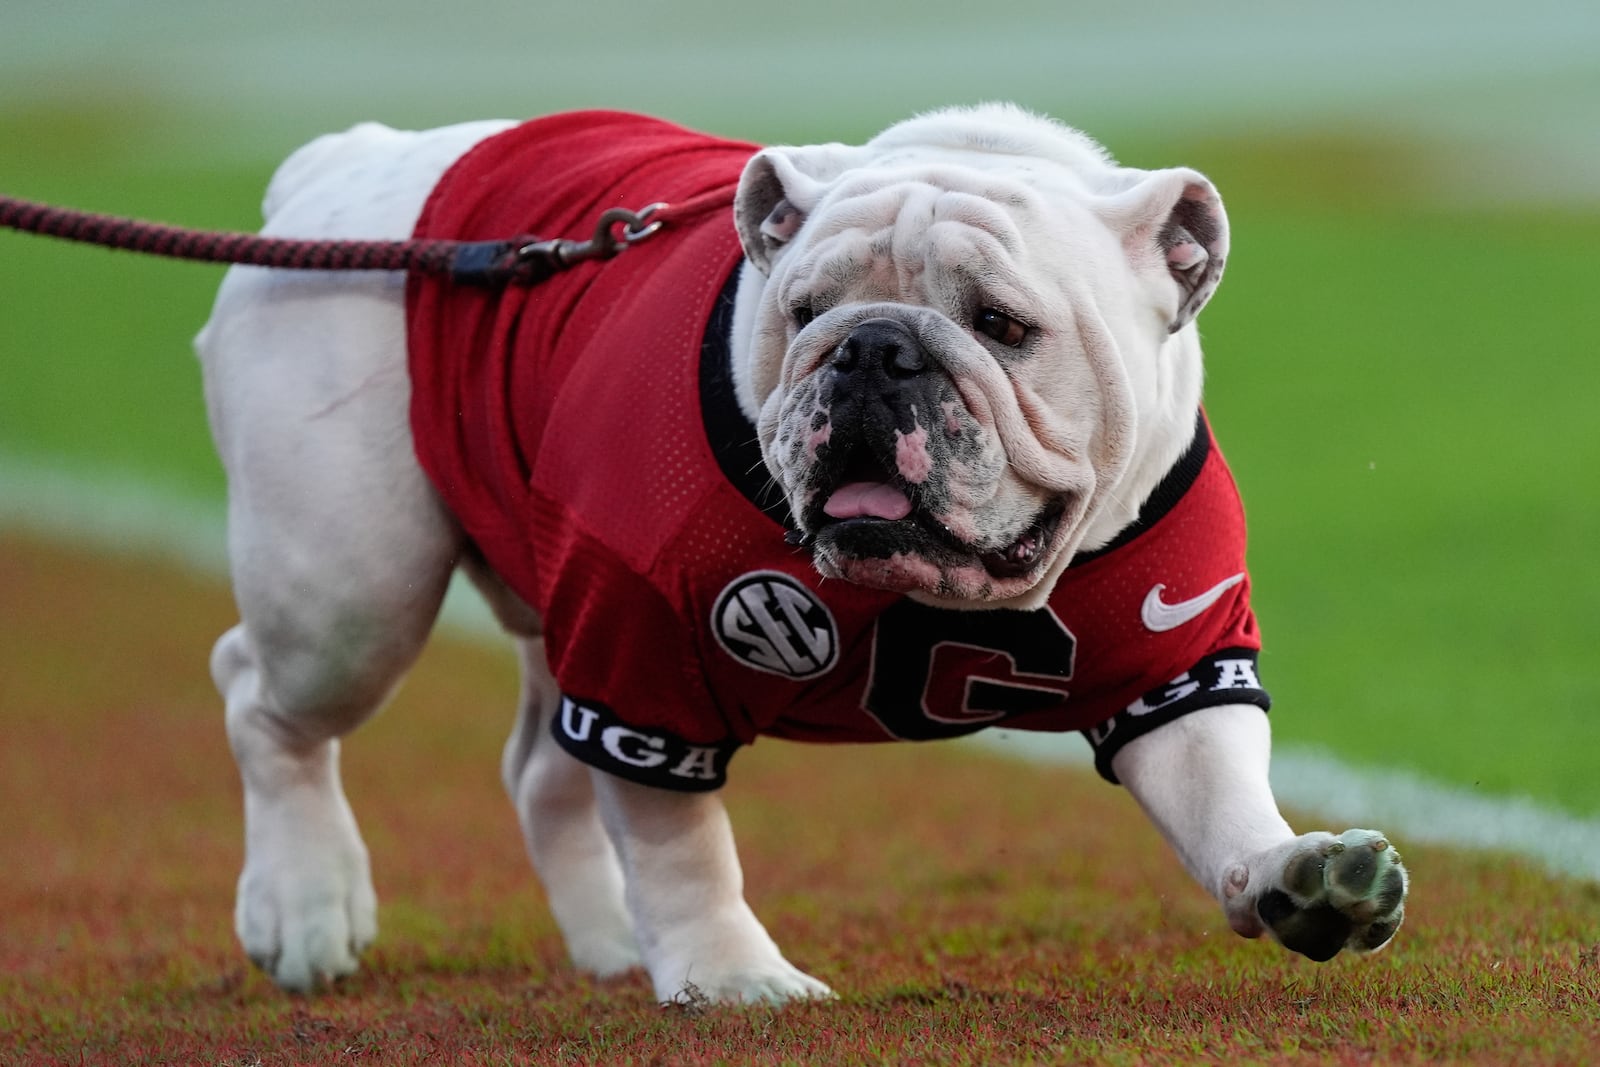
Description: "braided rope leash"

(0, 189), (732, 287)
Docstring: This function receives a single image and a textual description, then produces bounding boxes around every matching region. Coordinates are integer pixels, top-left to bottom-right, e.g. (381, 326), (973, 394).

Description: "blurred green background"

(2, 1), (1597, 815)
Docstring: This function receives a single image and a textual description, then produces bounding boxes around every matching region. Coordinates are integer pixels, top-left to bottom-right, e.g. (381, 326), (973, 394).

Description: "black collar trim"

(1070, 410), (1209, 565)
(697, 264), (1209, 559)
(699, 264), (794, 529)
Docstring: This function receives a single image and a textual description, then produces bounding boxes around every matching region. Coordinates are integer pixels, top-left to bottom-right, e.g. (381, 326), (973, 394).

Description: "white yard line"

(5, 450), (1597, 883)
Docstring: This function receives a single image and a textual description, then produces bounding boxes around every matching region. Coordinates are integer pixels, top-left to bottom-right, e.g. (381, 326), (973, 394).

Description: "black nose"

(829, 318), (928, 379)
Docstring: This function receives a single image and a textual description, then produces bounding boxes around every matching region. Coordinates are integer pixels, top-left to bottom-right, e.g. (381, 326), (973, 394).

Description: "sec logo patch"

(713, 571), (839, 679)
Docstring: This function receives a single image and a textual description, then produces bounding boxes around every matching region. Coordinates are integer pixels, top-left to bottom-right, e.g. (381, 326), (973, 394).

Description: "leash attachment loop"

(444, 203), (669, 287)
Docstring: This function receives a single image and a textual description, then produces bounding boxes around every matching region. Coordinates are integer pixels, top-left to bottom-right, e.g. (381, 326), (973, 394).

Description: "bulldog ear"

(1102, 168), (1229, 333)
(735, 143), (865, 273)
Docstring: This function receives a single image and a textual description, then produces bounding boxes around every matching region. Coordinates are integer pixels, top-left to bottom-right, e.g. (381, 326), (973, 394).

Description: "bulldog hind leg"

(213, 615), (397, 991)
(492, 623), (642, 977)
(212, 532), (457, 990)
(200, 267), (461, 991)
(1114, 704), (1410, 962)
(198, 118), (531, 991)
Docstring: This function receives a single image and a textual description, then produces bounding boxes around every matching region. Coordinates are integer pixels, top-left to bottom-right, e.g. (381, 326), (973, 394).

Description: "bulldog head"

(731, 104), (1229, 608)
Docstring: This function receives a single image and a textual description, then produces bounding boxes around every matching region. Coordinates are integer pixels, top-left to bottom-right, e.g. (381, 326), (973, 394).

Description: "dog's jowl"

(197, 106), (1407, 1002)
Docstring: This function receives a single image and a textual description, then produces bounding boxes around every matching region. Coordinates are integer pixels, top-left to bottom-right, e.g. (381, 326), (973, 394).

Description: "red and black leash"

(0, 189), (733, 288)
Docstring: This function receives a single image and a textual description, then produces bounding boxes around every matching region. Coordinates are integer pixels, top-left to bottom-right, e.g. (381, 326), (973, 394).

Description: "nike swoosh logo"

(1140, 573), (1246, 632)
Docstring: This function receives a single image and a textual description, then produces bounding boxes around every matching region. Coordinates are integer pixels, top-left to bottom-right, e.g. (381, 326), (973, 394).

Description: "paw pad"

(1258, 829), (1407, 963)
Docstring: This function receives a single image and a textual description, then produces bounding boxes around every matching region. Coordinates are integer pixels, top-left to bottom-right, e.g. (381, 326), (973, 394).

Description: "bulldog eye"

(974, 308), (1029, 348)
(792, 305), (817, 329)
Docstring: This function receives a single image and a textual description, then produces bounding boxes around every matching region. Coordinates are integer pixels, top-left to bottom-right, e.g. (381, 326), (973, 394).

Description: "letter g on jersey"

(713, 571), (840, 679)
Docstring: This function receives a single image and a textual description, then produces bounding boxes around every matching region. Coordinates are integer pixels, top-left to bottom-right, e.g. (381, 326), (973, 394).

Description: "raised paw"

(1236, 829), (1408, 962)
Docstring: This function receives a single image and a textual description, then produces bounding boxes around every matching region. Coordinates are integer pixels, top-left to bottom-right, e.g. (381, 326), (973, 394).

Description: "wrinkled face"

(754, 173), (1120, 604)
(735, 109), (1227, 607)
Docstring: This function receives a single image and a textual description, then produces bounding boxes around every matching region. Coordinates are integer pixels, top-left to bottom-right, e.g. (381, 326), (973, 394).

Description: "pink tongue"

(823, 481), (912, 521)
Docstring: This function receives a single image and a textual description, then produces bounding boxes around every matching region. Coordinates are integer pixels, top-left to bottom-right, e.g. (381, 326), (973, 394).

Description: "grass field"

(3, 533), (1598, 1065)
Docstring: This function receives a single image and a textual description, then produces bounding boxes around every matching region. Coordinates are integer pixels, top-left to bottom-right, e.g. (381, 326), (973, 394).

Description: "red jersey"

(407, 112), (1269, 792)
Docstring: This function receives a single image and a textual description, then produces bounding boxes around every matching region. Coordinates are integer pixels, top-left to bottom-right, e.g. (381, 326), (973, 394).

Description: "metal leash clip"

(525, 202), (669, 269)
(447, 203), (671, 287)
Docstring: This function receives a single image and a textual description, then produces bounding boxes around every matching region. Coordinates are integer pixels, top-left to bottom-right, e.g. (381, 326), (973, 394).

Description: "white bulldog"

(196, 105), (1407, 1003)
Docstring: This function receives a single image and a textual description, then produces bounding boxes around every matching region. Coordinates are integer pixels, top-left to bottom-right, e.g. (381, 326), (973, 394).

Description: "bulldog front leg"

(1113, 704), (1408, 961)
(590, 774), (832, 1004)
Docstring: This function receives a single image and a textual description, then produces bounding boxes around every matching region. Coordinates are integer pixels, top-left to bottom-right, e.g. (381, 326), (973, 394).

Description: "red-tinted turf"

(3, 533), (1597, 1066)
